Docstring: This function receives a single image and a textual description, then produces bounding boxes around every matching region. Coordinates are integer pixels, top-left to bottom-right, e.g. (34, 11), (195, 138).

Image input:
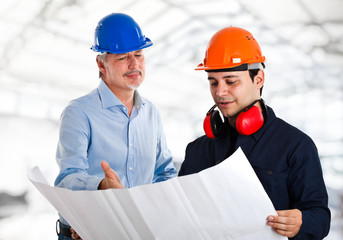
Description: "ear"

(254, 70), (265, 89)
(96, 57), (106, 75)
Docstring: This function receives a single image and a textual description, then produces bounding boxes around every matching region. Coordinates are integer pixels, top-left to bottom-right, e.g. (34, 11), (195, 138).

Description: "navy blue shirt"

(179, 106), (330, 239)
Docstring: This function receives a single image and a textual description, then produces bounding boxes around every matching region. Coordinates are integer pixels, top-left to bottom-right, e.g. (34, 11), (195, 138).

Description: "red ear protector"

(203, 99), (267, 138)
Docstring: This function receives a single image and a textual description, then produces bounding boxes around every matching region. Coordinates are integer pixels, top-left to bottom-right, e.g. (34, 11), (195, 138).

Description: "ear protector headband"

(203, 99), (267, 138)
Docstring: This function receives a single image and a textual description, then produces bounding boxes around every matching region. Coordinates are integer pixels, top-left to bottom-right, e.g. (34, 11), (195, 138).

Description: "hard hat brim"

(91, 38), (153, 54)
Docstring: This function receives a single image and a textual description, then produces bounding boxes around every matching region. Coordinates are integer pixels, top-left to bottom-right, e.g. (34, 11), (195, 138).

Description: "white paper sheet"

(28, 148), (286, 240)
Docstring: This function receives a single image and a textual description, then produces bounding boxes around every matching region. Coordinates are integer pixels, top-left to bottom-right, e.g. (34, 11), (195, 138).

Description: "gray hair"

(97, 52), (107, 78)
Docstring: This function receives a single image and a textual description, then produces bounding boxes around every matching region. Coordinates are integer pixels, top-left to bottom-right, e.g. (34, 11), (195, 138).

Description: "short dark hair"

(249, 69), (264, 96)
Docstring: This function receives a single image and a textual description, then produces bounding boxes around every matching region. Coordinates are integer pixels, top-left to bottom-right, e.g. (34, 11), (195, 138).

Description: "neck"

(106, 83), (135, 116)
(228, 117), (235, 127)
(117, 90), (135, 116)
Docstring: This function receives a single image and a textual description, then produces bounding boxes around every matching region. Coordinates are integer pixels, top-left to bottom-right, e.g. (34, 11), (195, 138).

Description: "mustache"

(124, 70), (142, 76)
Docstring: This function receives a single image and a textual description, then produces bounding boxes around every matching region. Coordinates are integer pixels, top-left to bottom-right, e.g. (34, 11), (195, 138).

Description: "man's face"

(99, 50), (145, 93)
(207, 70), (264, 118)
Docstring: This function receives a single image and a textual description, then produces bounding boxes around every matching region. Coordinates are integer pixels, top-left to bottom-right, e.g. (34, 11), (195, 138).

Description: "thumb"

(101, 161), (115, 179)
(101, 161), (110, 174)
(100, 161), (124, 189)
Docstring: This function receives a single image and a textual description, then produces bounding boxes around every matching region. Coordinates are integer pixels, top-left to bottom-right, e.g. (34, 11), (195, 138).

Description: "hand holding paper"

(71, 228), (82, 240)
(267, 209), (302, 237)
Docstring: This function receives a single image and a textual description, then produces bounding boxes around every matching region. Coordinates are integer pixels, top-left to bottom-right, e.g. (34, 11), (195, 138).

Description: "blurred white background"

(0, 0), (342, 239)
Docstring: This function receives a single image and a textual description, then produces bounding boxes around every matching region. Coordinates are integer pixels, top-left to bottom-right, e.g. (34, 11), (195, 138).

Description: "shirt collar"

(133, 91), (144, 111)
(98, 79), (145, 109)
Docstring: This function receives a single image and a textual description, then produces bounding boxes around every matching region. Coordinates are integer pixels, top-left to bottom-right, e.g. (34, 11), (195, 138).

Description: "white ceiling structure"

(0, 0), (343, 239)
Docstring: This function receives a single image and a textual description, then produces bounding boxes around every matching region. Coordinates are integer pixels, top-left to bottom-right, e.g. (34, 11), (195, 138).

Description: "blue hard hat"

(91, 13), (153, 54)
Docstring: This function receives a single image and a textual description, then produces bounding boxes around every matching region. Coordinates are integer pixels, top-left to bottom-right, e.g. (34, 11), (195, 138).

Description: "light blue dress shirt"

(54, 79), (177, 192)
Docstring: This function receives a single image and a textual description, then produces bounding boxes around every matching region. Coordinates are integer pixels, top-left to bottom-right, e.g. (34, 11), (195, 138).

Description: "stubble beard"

(124, 70), (143, 90)
(126, 82), (141, 91)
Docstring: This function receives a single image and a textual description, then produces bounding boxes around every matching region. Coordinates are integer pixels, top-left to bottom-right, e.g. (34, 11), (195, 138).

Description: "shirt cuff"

(86, 176), (104, 191)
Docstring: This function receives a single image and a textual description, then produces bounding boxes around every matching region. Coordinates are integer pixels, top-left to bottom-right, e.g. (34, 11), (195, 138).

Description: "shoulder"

(274, 116), (313, 145)
(140, 95), (157, 110)
(61, 89), (99, 119)
(68, 89), (99, 108)
(266, 106), (313, 144)
(186, 135), (214, 151)
(139, 95), (161, 119)
(265, 107), (318, 162)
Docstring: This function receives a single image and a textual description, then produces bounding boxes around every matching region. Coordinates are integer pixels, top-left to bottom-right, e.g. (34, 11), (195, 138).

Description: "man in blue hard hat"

(54, 13), (177, 240)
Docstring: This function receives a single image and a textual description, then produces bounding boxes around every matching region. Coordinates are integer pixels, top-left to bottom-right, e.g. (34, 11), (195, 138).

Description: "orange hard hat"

(196, 26), (265, 71)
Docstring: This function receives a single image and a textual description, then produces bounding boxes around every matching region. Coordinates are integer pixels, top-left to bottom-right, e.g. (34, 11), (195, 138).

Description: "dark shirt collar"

(250, 106), (275, 141)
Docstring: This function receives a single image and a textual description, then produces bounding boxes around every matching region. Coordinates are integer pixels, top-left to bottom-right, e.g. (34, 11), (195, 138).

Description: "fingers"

(70, 228), (82, 240)
(267, 209), (302, 238)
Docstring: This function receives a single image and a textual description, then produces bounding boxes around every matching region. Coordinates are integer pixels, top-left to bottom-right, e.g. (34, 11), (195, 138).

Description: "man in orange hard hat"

(179, 27), (330, 239)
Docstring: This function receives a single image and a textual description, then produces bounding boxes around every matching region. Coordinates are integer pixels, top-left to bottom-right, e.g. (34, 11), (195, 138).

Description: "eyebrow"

(208, 74), (239, 81)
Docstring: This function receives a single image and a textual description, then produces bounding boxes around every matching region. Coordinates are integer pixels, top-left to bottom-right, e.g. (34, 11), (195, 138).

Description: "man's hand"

(267, 209), (302, 238)
(71, 228), (81, 240)
(98, 161), (124, 190)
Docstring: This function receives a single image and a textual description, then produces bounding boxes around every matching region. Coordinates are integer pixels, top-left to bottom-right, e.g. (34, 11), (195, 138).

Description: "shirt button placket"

(127, 120), (134, 186)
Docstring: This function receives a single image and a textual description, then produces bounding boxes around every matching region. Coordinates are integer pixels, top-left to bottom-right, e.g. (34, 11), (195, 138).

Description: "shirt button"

(128, 167), (133, 171)
(266, 170), (273, 176)
(130, 143), (133, 147)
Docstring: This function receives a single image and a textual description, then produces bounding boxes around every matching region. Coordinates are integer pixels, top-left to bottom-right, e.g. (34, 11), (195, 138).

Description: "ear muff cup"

(235, 105), (264, 135)
(203, 109), (224, 139)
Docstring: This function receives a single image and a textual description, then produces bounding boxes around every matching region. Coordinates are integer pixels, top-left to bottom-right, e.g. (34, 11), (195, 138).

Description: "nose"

(216, 82), (228, 97)
(128, 54), (138, 69)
